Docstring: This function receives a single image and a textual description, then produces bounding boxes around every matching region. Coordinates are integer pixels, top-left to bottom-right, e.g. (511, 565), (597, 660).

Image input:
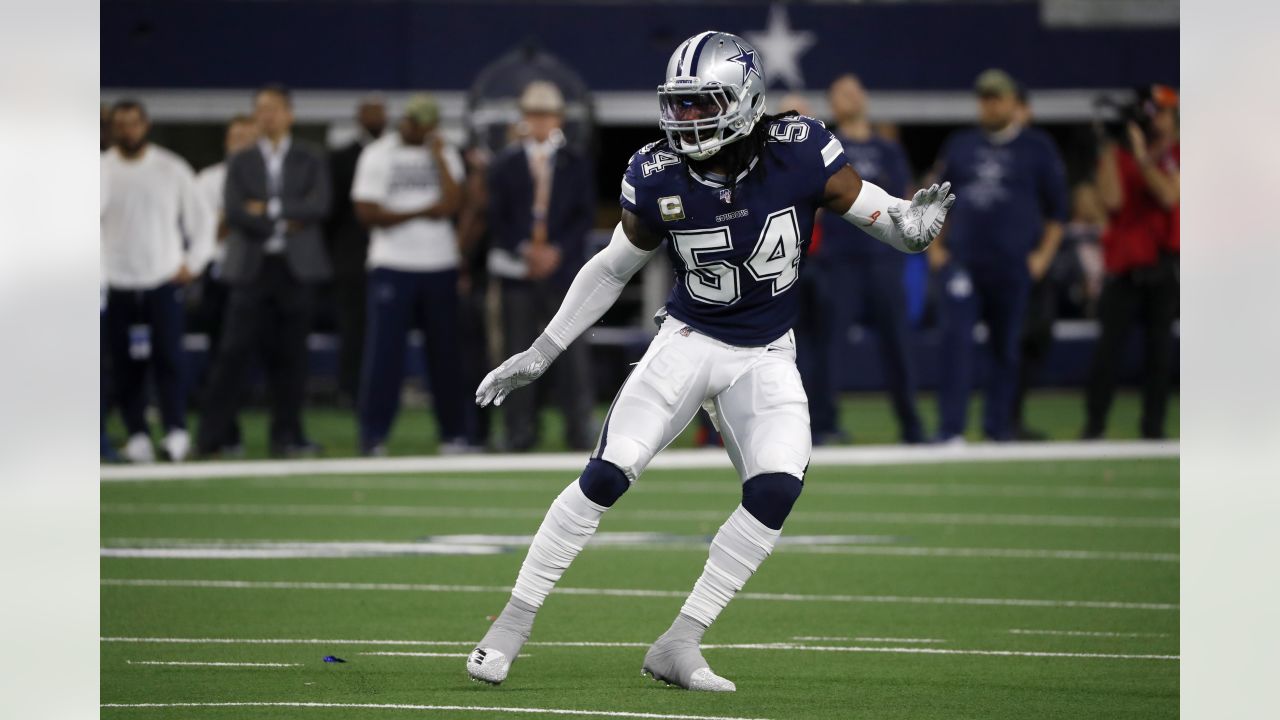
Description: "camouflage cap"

(404, 93), (440, 127)
(974, 69), (1019, 98)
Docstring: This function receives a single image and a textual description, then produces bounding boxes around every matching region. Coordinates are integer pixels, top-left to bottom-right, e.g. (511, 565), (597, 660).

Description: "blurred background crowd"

(99, 0), (1179, 463)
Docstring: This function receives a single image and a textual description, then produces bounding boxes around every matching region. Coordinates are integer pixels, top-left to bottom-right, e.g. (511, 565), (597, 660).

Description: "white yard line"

(100, 578), (1178, 610)
(791, 636), (946, 644)
(1009, 628), (1172, 638)
(98, 537), (1176, 563)
(701, 643), (1178, 661)
(100, 541), (505, 559)
(99, 702), (772, 720)
(791, 546), (1177, 562)
(99, 638), (1176, 662)
(359, 652), (473, 658)
(99, 534), (897, 549)
(125, 660), (301, 667)
(99, 440), (1179, 482)
(100, 502), (1178, 529)
(104, 636), (473, 646)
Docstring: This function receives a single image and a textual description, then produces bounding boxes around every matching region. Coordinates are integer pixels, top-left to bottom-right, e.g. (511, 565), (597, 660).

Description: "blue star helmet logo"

(728, 42), (762, 83)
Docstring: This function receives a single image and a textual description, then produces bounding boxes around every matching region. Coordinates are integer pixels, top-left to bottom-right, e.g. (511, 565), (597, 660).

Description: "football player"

(468, 31), (954, 692)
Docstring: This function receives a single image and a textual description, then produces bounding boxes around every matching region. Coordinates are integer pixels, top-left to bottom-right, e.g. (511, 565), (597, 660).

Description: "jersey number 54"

(669, 207), (802, 305)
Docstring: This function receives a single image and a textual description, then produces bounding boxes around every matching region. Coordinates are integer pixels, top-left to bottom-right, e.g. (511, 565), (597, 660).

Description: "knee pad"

(577, 458), (631, 507)
(741, 472), (804, 530)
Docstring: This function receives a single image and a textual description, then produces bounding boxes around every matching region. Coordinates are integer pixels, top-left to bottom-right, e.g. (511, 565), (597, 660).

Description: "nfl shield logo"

(719, 188), (733, 204)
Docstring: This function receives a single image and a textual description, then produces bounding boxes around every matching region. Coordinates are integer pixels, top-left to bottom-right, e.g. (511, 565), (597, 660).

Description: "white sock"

(510, 480), (607, 609)
(679, 505), (780, 627)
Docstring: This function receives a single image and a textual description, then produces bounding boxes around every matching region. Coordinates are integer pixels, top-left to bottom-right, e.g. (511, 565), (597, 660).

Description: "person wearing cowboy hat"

(486, 80), (597, 452)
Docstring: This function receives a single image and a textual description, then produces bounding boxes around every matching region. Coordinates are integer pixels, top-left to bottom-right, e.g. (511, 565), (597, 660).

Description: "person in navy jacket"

(802, 75), (924, 444)
(486, 82), (597, 451)
(929, 70), (1069, 442)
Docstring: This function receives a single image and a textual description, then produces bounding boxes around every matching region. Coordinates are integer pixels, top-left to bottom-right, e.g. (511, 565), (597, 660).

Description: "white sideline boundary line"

(98, 702), (771, 719)
(99, 637), (1177, 661)
(126, 660), (301, 667)
(100, 578), (1178, 610)
(100, 440), (1179, 481)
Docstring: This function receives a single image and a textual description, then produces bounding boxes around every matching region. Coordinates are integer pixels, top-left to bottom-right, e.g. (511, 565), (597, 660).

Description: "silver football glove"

(887, 181), (956, 252)
(475, 345), (553, 408)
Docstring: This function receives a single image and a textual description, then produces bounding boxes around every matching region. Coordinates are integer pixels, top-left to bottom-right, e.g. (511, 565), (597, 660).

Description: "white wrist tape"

(842, 180), (913, 253)
(536, 222), (656, 358)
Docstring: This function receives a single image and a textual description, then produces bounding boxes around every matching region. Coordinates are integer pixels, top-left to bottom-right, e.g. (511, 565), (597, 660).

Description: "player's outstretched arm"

(822, 165), (955, 253)
(475, 211), (661, 407)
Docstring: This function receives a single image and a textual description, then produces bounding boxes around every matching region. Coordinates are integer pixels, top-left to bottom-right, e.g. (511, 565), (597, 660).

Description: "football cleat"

(642, 626), (736, 692)
(467, 646), (511, 685)
(466, 599), (537, 685)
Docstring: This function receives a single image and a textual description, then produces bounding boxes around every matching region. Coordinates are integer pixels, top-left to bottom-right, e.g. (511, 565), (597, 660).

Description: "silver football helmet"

(658, 31), (768, 161)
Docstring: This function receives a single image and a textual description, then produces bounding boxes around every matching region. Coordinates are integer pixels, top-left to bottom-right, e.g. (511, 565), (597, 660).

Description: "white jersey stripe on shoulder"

(621, 178), (637, 205)
(821, 136), (845, 167)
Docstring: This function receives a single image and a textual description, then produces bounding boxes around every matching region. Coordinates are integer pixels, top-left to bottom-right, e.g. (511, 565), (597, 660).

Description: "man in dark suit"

(326, 95), (387, 404)
(197, 85), (333, 457)
(486, 81), (596, 451)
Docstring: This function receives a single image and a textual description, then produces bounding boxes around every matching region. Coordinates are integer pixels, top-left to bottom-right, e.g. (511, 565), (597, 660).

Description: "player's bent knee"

(578, 458), (632, 507)
(748, 439), (810, 484)
(741, 472), (804, 530)
(598, 434), (647, 482)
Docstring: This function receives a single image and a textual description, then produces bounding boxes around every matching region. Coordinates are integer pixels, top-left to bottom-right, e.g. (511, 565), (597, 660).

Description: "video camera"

(1092, 85), (1178, 147)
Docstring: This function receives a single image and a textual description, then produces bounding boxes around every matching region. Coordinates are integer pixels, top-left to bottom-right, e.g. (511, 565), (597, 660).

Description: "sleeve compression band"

(531, 222), (657, 361)
(840, 179), (916, 254)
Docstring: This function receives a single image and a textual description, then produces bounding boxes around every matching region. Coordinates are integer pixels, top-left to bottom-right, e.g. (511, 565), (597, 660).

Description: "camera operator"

(1083, 85), (1180, 440)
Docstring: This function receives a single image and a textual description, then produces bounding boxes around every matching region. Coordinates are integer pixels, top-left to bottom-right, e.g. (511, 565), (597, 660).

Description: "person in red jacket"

(1083, 85), (1179, 439)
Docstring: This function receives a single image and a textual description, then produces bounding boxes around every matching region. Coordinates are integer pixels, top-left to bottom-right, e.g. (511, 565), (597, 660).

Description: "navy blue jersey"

(936, 126), (1069, 269)
(816, 133), (913, 262)
(620, 115), (849, 347)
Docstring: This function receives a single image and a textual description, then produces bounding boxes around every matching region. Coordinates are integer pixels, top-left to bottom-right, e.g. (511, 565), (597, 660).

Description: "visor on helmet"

(660, 89), (728, 122)
(657, 83), (747, 160)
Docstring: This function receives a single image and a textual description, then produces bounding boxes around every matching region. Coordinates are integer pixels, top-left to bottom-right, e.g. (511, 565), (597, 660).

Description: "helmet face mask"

(658, 83), (747, 159)
(658, 32), (767, 161)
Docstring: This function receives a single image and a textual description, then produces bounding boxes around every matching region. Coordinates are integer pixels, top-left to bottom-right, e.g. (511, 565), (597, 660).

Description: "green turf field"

(106, 390), (1180, 459)
(101, 455), (1178, 719)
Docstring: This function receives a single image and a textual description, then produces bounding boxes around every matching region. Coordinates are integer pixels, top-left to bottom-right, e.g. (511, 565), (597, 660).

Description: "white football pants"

(593, 315), (811, 483)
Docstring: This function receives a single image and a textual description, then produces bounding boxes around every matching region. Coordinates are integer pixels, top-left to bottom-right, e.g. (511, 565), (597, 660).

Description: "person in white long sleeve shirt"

(196, 115), (259, 271)
(191, 115), (258, 454)
(100, 100), (215, 462)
